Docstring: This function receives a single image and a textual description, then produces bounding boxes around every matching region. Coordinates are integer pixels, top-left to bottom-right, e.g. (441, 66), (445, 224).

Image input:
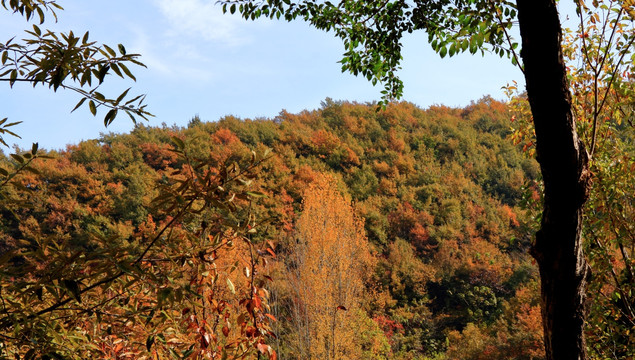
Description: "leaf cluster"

(1, 0), (151, 139)
(220, 0), (521, 104)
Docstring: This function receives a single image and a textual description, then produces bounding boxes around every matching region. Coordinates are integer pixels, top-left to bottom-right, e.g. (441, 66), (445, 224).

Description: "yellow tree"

(287, 173), (374, 359)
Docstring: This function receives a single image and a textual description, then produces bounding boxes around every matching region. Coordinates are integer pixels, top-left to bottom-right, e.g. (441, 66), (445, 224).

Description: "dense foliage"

(3, 1), (633, 359)
(1, 98), (550, 359)
(0, 133), (277, 359)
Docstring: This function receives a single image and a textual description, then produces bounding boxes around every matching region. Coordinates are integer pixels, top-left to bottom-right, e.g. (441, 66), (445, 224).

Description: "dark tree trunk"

(516, 1), (590, 359)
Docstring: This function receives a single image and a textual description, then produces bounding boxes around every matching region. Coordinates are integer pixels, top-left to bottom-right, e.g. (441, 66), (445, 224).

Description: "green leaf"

(97, 65), (110, 84)
(469, 42), (478, 54)
(182, 347), (195, 358)
(119, 63), (136, 81)
(81, 69), (91, 86)
(439, 46), (448, 58)
(36, 6), (45, 24)
(115, 88), (131, 105)
(31, 142), (38, 155)
(103, 44), (116, 57)
(246, 191), (267, 198)
(146, 335), (155, 351)
(10, 69), (18, 86)
(1, 122), (21, 133)
(118, 43), (126, 55)
(158, 288), (172, 307)
(71, 97), (87, 113)
(10, 153), (24, 164)
(171, 136), (185, 149)
(89, 100), (97, 116)
(110, 63), (123, 78)
(104, 109), (118, 126)
(62, 279), (82, 303)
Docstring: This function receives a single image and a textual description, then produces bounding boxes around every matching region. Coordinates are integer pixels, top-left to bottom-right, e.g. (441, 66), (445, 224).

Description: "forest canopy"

(1, 98), (555, 359)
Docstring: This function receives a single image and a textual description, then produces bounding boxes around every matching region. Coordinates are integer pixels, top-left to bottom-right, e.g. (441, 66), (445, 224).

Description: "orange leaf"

(253, 295), (262, 309)
(257, 343), (269, 354)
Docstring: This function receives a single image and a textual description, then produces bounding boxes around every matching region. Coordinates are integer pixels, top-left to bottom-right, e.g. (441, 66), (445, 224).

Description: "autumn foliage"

(283, 173), (374, 359)
(1, 99), (550, 359)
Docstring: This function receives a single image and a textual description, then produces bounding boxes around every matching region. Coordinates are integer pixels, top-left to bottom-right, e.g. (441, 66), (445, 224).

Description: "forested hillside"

(2, 0), (634, 358)
(1, 98), (556, 359)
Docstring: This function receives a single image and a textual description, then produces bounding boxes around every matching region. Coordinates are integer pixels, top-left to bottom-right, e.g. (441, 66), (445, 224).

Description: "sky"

(1, 0), (578, 150)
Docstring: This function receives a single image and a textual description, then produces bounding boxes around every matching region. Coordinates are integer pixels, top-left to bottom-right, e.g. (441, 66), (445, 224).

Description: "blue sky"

(1, 0), (577, 150)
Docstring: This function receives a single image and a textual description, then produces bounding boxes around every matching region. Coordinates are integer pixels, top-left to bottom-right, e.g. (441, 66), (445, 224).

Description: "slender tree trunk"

(516, 1), (590, 359)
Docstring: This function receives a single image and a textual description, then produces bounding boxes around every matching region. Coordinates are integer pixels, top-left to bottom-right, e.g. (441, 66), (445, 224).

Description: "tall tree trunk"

(516, 1), (590, 359)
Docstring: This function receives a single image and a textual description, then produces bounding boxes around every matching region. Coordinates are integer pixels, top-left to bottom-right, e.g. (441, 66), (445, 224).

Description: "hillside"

(1, 98), (545, 359)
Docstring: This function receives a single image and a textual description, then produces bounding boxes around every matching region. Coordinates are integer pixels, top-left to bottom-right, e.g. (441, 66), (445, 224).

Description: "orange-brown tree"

(285, 173), (375, 359)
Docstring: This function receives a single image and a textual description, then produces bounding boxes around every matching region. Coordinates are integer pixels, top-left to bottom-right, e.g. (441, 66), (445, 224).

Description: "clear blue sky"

(1, 0), (578, 150)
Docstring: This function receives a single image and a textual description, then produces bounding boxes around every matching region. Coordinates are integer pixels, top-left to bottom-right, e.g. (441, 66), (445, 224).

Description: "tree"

(0, 0), (151, 147)
(445, 283), (544, 360)
(515, 2), (590, 358)
(285, 173), (374, 359)
(509, 1), (635, 357)
(221, 1), (634, 358)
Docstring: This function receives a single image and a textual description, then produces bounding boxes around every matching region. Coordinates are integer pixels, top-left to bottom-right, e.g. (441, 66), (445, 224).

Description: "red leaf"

(245, 326), (257, 338)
